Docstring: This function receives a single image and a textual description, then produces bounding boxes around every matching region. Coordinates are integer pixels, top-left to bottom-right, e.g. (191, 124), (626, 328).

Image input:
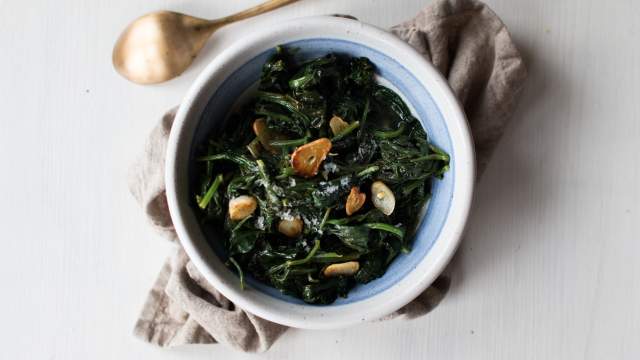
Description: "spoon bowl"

(113, 12), (216, 84)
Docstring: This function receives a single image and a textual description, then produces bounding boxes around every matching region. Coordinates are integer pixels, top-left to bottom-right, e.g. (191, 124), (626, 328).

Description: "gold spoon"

(112, 0), (298, 84)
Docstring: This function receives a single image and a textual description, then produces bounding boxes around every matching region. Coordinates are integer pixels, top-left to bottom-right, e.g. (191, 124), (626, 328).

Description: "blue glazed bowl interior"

(190, 38), (454, 306)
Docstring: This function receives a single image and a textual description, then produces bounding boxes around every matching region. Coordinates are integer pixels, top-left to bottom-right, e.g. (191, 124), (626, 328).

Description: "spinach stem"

(270, 137), (308, 147)
(286, 240), (321, 267)
(312, 252), (360, 263)
(318, 208), (332, 231)
(228, 257), (245, 290)
(276, 167), (295, 179)
(246, 138), (261, 158)
(364, 223), (405, 239)
(357, 165), (379, 177)
(196, 153), (258, 173)
(361, 98), (370, 123)
(197, 174), (223, 209)
(411, 154), (450, 162)
(268, 239), (321, 275)
(428, 144), (449, 156)
(232, 215), (253, 232)
(402, 179), (424, 195)
(331, 121), (360, 142)
(374, 124), (405, 139)
(324, 218), (347, 226)
(437, 165), (450, 177)
(256, 159), (280, 204)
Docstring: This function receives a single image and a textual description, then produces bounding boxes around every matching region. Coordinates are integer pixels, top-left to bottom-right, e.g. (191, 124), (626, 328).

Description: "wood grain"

(0, 0), (638, 359)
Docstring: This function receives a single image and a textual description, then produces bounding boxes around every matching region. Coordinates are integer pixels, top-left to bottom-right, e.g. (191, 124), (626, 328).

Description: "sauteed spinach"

(193, 47), (449, 304)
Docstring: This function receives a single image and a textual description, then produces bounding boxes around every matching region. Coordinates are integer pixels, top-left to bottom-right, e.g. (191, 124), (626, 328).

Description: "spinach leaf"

(302, 277), (352, 304)
(191, 47), (449, 304)
(354, 249), (387, 284)
(259, 46), (292, 93)
(325, 224), (371, 253)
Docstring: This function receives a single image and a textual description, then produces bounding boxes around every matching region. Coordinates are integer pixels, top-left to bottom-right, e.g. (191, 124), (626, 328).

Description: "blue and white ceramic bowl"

(166, 16), (475, 329)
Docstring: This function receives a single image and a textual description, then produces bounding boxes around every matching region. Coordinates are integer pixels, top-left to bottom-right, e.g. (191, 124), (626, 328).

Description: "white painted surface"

(0, 0), (638, 359)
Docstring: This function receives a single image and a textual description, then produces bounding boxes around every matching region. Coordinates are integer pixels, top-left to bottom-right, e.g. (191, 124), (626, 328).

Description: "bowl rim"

(165, 15), (475, 329)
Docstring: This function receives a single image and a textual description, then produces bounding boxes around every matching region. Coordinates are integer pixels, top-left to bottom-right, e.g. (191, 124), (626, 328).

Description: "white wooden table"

(1, 0), (639, 358)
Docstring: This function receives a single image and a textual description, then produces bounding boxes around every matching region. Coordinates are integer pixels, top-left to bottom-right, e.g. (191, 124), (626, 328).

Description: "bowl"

(165, 15), (475, 329)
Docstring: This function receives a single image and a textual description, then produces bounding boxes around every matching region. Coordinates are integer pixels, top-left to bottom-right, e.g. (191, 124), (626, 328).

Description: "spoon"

(112, 0), (298, 84)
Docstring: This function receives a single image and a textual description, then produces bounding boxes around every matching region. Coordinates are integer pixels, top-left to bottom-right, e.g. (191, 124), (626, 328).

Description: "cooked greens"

(192, 47), (450, 304)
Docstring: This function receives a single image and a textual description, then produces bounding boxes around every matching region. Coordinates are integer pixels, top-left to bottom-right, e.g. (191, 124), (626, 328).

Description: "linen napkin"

(129, 0), (527, 352)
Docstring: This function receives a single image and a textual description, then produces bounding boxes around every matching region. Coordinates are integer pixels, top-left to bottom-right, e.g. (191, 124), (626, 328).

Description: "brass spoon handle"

(112, 0), (299, 84)
(213, 0), (299, 27)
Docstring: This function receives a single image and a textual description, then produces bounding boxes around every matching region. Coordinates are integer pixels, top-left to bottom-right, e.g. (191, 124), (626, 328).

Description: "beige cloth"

(129, 0), (527, 353)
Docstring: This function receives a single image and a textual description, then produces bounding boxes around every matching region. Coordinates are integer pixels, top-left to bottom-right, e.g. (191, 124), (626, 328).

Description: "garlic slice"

(290, 138), (332, 178)
(252, 118), (281, 153)
(277, 217), (303, 238)
(323, 261), (360, 277)
(345, 186), (366, 216)
(329, 115), (349, 136)
(228, 195), (257, 220)
(371, 181), (395, 215)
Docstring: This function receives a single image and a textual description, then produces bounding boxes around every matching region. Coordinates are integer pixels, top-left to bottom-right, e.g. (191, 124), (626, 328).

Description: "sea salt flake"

(324, 184), (339, 194)
(278, 209), (295, 221)
(323, 162), (338, 173)
(254, 216), (265, 230)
